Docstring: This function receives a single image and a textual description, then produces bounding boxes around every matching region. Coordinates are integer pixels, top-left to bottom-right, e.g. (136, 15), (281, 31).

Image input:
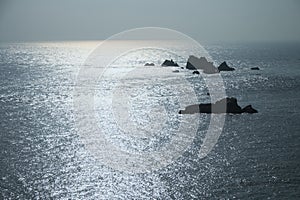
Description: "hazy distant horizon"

(2, 39), (300, 45)
(0, 0), (300, 43)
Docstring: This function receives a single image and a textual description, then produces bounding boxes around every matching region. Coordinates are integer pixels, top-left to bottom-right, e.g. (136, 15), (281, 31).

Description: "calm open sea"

(0, 41), (299, 199)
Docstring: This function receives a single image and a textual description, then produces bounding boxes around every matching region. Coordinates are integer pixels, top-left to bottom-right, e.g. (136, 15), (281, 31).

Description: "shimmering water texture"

(0, 41), (299, 199)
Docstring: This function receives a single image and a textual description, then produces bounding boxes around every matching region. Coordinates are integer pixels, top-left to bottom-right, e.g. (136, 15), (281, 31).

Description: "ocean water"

(0, 41), (299, 199)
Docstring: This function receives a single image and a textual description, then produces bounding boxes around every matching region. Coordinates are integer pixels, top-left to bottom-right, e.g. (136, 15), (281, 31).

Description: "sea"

(0, 41), (299, 199)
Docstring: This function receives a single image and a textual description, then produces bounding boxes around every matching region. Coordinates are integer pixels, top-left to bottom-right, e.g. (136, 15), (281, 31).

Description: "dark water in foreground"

(0, 41), (299, 199)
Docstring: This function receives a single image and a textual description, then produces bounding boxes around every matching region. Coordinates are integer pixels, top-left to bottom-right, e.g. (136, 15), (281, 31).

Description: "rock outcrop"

(218, 61), (235, 71)
(251, 67), (260, 70)
(193, 70), (200, 74)
(241, 105), (258, 113)
(161, 59), (179, 67)
(179, 97), (258, 114)
(186, 56), (219, 74)
(144, 63), (155, 66)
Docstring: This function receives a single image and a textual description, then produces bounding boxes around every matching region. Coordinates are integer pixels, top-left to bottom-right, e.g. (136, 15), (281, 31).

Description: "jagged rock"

(179, 97), (258, 114)
(144, 63), (155, 66)
(218, 61), (235, 71)
(241, 105), (258, 113)
(193, 70), (200, 74)
(186, 55), (219, 74)
(186, 61), (196, 70)
(251, 67), (260, 70)
(161, 59), (179, 66)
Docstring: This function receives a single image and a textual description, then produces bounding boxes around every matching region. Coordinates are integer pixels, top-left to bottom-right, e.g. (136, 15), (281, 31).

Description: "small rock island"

(218, 61), (235, 71)
(161, 59), (179, 66)
(179, 97), (258, 114)
(186, 56), (219, 74)
(144, 63), (155, 66)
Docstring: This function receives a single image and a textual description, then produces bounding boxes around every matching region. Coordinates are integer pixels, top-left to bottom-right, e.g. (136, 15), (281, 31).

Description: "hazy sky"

(0, 0), (299, 42)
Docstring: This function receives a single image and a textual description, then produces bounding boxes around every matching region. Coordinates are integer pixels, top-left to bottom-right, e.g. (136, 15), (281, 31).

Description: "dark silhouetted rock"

(206, 92), (210, 96)
(193, 70), (200, 74)
(241, 105), (258, 113)
(161, 59), (179, 67)
(179, 97), (258, 114)
(186, 61), (196, 70)
(251, 67), (260, 70)
(218, 61), (235, 71)
(179, 104), (200, 114)
(144, 63), (155, 66)
(186, 55), (219, 74)
(173, 70), (179, 73)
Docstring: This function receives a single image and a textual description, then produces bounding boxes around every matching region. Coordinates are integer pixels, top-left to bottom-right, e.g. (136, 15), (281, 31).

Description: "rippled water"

(0, 41), (299, 199)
